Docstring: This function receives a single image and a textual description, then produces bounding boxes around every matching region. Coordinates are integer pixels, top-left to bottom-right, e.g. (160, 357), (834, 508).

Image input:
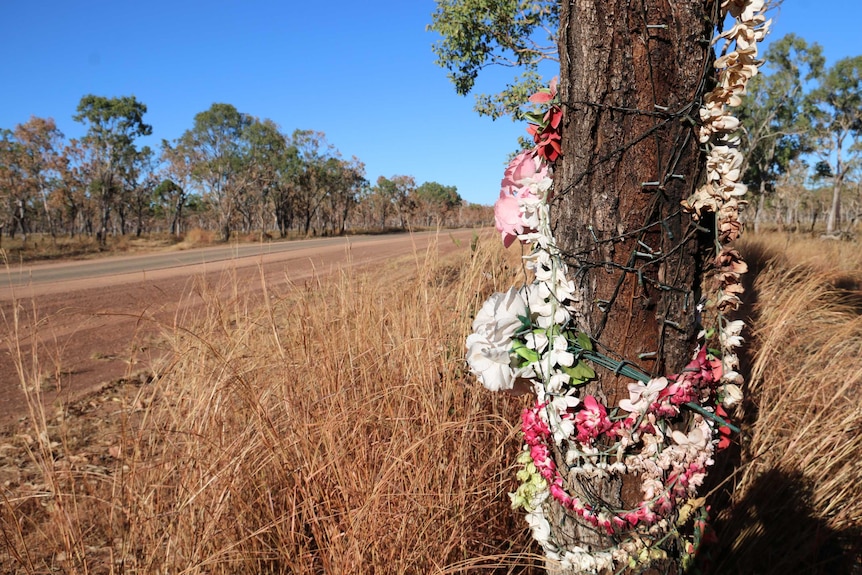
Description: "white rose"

(471, 287), (528, 343)
(465, 332), (516, 391)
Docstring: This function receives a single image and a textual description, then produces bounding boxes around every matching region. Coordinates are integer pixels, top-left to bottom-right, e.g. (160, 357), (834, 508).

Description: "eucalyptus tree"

(290, 130), (344, 236)
(321, 156), (366, 235)
(154, 179), (186, 237)
(433, 0), (749, 569)
(0, 128), (26, 239)
(428, 0), (559, 119)
(737, 34), (824, 230)
(413, 181), (462, 226)
(174, 103), (253, 241)
(806, 55), (862, 236)
(368, 175), (397, 229)
(74, 95), (152, 244)
(159, 140), (196, 237)
(61, 138), (94, 236)
(12, 116), (67, 239)
(242, 118), (302, 237)
(366, 174), (416, 230)
(119, 145), (158, 237)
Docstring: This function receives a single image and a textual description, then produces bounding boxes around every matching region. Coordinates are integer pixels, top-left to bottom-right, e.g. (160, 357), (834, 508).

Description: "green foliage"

(738, 34), (824, 196)
(154, 178), (182, 201)
(73, 95), (152, 241)
(74, 95), (152, 157)
(414, 181), (462, 210)
(178, 103), (254, 183)
(805, 55), (862, 234)
(807, 55), (862, 147)
(171, 103), (256, 240)
(561, 361), (595, 386)
(428, 0), (558, 119)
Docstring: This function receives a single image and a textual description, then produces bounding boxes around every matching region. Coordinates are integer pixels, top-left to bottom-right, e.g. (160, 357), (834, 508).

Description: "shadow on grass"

(695, 237), (862, 574)
(703, 468), (861, 574)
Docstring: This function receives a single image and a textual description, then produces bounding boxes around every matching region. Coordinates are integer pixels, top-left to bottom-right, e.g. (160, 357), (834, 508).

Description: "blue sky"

(1, 1), (860, 205)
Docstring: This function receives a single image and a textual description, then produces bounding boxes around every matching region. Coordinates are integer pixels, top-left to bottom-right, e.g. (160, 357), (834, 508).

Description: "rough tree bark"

(549, 0), (714, 568)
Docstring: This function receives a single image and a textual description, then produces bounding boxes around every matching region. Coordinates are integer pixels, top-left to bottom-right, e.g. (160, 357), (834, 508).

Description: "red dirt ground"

(0, 230), (478, 428)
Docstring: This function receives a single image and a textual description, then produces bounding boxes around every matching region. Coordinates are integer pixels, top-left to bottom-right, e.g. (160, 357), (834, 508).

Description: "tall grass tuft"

(707, 233), (862, 574)
(2, 233), (543, 574)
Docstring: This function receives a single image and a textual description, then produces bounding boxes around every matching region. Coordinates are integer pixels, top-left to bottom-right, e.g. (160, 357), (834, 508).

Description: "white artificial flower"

(465, 332), (516, 391)
(471, 287), (528, 342)
(672, 426), (707, 450)
(548, 335), (575, 368)
(524, 331), (549, 352)
(719, 383), (743, 407)
(466, 287), (532, 391)
(619, 377), (668, 414)
(719, 319), (745, 350)
(524, 507), (552, 543)
(547, 370), (570, 393)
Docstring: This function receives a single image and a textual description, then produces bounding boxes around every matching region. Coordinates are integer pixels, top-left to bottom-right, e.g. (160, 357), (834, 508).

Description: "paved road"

(0, 229), (480, 426)
(1, 232), (452, 297)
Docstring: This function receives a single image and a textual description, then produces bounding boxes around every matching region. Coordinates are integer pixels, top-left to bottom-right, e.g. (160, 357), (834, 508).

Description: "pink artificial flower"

(528, 77), (559, 104)
(494, 192), (523, 248)
(550, 481), (571, 506)
(574, 396), (612, 444)
(684, 346), (722, 384)
(500, 150), (538, 197)
(661, 375), (696, 406)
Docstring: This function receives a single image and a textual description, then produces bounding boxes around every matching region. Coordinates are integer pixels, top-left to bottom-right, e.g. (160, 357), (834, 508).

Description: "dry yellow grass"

(1, 232), (543, 574)
(707, 233), (862, 574)
(2, 231), (861, 574)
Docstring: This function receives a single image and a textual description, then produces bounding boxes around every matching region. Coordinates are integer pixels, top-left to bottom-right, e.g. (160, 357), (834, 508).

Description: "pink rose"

(494, 192), (523, 247)
(500, 150), (538, 197)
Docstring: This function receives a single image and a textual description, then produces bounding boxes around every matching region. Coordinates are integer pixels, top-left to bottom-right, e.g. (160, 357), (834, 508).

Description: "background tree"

(243, 118), (290, 237)
(368, 175), (398, 229)
(73, 94), (152, 245)
(154, 179), (186, 237)
(806, 55), (862, 236)
(13, 116), (67, 241)
(61, 138), (94, 236)
(0, 128), (29, 240)
(428, 0), (559, 119)
(737, 34), (824, 231)
(321, 156), (366, 235)
(159, 140), (196, 237)
(388, 174), (417, 229)
(174, 103), (253, 241)
(290, 130), (344, 236)
(120, 145), (158, 237)
(413, 181), (462, 226)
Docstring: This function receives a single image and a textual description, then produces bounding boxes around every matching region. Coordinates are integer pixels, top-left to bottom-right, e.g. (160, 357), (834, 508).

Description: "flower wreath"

(466, 1), (769, 571)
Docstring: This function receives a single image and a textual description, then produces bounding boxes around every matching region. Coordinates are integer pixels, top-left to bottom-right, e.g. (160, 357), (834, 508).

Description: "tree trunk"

(754, 182), (766, 233)
(825, 177), (842, 236)
(551, 0), (712, 564)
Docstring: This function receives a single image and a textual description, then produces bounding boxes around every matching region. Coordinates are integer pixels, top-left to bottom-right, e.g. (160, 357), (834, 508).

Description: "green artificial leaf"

(562, 361), (595, 385)
(576, 332), (593, 351)
(511, 341), (540, 363)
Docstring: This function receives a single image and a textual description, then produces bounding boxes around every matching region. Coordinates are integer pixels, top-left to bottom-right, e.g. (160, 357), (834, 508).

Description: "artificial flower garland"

(466, 1), (768, 571)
